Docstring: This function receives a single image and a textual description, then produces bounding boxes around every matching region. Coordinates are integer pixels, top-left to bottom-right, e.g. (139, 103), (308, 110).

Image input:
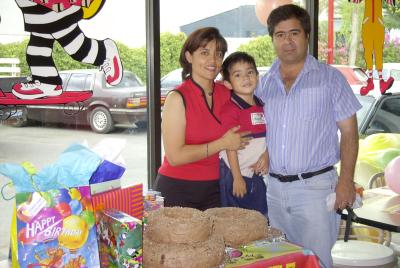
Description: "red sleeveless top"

(158, 78), (231, 181)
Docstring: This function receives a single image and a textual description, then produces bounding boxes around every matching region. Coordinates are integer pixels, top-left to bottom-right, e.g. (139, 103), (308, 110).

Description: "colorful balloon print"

(385, 156), (400, 193)
(69, 188), (82, 200)
(69, 199), (83, 215)
(58, 215), (89, 252)
(54, 202), (72, 218)
(80, 210), (95, 228)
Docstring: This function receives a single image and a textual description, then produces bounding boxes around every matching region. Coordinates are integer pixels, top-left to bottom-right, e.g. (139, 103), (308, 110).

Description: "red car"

(332, 65), (368, 90)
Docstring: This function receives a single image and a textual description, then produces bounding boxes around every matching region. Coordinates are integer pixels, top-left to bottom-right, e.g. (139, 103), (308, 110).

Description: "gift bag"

(92, 184), (143, 220)
(15, 186), (100, 267)
(0, 143), (102, 268)
(11, 203), (19, 268)
(89, 160), (125, 195)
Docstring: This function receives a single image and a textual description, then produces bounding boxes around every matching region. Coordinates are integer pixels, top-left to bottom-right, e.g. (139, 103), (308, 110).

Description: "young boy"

(219, 51), (268, 215)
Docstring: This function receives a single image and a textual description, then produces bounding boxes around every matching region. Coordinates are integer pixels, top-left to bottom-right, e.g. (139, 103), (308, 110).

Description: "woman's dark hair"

(179, 27), (228, 80)
(267, 4), (311, 38)
(221, 52), (258, 82)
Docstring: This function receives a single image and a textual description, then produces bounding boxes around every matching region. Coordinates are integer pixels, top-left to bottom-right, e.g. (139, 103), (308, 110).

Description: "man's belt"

(270, 166), (334, 183)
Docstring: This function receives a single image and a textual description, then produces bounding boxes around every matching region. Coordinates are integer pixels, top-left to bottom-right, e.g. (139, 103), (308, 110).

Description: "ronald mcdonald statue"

(351, 0), (396, 95)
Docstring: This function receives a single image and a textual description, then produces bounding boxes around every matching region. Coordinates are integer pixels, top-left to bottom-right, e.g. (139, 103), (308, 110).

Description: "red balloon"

(54, 202), (72, 218)
(18, 228), (35, 245)
(255, 0), (293, 26)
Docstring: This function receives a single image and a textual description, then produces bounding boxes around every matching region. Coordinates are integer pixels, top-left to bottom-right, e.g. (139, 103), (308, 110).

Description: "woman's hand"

(233, 175), (247, 198)
(222, 126), (251, 151)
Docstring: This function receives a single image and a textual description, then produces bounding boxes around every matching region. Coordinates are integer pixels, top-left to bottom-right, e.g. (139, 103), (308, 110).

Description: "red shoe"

(12, 81), (62, 99)
(360, 78), (374, 96)
(380, 76), (394, 94)
(101, 39), (123, 86)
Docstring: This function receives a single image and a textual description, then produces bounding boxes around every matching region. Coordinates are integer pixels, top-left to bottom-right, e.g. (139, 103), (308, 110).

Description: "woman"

(156, 27), (250, 210)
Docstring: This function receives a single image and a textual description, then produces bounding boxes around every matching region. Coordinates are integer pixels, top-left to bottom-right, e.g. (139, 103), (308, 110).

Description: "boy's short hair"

(221, 52), (258, 82)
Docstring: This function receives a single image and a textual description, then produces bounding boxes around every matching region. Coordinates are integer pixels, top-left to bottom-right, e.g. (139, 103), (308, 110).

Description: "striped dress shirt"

(256, 55), (362, 175)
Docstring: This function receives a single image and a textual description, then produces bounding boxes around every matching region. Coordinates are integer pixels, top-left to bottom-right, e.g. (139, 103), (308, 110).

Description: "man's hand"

(250, 151), (269, 175)
(335, 178), (356, 210)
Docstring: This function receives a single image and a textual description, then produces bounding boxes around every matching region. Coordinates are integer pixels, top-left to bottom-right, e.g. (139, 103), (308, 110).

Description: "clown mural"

(351, 0), (396, 95)
(0, 0), (122, 105)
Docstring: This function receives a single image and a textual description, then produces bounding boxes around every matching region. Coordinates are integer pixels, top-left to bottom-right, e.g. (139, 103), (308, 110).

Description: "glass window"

(318, 1), (400, 70)
(356, 94), (375, 128)
(367, 97), (400, 134)
(0, 1), (147, 262)
(391, 69), (400, 81)
(64, 73), (89, 92)
(107, 72), (143, 89)
(161, 68), (182, 89)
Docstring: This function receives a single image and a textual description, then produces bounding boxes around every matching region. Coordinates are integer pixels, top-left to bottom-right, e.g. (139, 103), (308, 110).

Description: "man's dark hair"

(221, 52), (258, 82)
(267, 4), (311, 38)
(179, 27), (227, 80)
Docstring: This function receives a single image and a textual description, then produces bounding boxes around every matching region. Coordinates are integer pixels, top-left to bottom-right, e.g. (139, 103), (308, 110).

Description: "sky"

(0, 0), (256, 48)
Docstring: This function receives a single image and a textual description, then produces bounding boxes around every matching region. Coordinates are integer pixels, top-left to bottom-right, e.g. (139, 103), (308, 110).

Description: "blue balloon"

(69, 199), (83, 215)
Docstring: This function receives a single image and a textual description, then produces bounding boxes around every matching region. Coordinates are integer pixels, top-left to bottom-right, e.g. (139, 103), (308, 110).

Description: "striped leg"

(54, 23), (122, 86)
(12, 33), (62, 99)
(53, 23), (106, 66)
(27, 32), (61, 85)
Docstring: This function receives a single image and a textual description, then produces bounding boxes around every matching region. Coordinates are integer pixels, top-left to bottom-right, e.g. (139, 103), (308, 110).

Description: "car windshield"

(353, 68), (368, 82)
(161, 68), (183, 88)
(109, 72), (143, 88)
(356, 94), (375, 127)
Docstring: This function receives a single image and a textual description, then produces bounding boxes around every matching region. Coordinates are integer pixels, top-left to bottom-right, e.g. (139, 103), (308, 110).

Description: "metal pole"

(146, 0), (161, 190)
(305, 0), (319, 59)
(328, 0), (334, 64)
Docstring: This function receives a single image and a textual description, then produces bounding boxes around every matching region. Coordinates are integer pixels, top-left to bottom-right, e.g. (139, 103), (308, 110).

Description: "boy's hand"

(250, 151), (269, 175)
(233, 175), (247, 198)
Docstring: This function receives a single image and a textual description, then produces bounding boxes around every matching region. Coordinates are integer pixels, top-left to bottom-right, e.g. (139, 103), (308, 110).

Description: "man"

(256, 4), (361, 268)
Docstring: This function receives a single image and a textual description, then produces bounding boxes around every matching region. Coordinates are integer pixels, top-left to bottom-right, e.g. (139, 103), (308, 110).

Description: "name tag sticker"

(251, 112), (265, 125)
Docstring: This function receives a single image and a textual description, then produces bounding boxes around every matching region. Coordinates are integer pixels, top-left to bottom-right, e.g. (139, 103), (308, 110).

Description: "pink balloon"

(385, 156), (400, 193)
(255, 0), (293, 26)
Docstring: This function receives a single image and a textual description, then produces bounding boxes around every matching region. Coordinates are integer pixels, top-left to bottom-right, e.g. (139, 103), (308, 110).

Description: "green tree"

(0, 39), (30, 75)
(237, 36), (276, 66)
(160, 32), (186, 77)
(117, 43), (147, 82)
(384, 42), (400, 63)
(384, 2), (400, 29)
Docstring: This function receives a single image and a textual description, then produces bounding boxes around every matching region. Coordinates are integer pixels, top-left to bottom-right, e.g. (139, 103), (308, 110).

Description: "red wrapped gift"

(92, 184), (143, 220)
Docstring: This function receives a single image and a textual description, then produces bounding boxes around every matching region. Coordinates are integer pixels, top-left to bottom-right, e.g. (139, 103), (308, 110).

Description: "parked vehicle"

(355, 86), (400, 136)
(6, 69), (162, 133)
(332, 65), (368, 91)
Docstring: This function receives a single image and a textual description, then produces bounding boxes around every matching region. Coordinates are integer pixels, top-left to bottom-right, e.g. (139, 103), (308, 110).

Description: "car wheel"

(135, 121), (147, 129)
(11, 117), (28, 127)
(89, 107), (114, 134)
(10, 107), (28, 127)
